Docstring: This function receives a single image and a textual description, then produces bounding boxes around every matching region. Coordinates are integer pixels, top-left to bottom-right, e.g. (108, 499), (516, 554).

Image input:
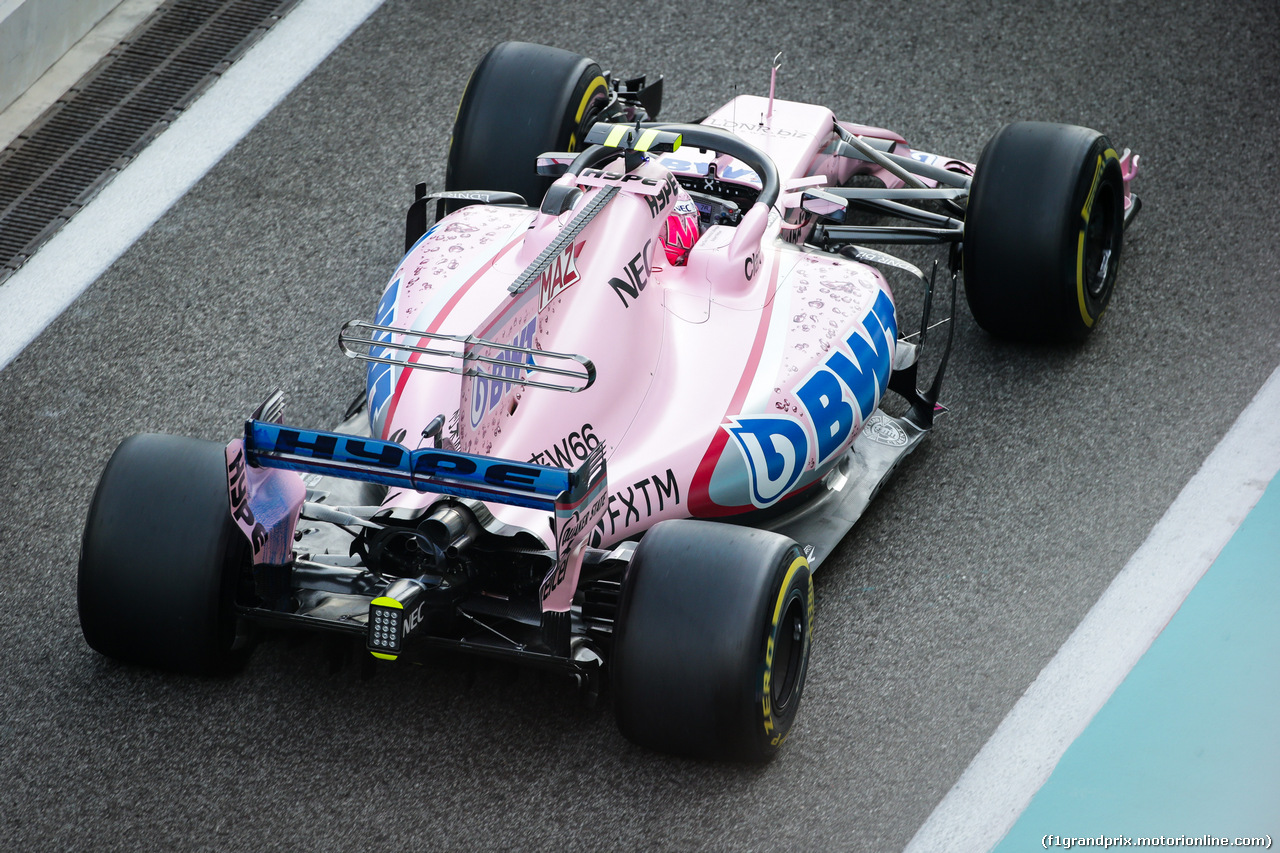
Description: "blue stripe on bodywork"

(366, 276), (400, 422)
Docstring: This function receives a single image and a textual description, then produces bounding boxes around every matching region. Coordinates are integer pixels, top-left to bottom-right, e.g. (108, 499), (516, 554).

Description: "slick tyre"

(446, 41), (609, 207)
(612, 520), (814, 762)
(79, 434), (251, 675)
(963, 121), (1125, 342)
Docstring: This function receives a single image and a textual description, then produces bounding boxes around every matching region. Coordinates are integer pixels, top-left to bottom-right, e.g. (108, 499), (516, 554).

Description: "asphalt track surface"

(2, 1), (1278, 850)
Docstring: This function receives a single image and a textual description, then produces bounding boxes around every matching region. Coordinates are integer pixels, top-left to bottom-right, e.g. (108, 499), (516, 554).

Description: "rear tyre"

(612, 520), (814, 762)
(78, 434), (251, 674)
(963, 121), (1125, 342)
(446, 41), (609, 206)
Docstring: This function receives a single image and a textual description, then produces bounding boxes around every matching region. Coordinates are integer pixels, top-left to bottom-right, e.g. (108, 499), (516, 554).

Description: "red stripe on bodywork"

(688, 252), (782, 517)
(380, 234), (524, 439)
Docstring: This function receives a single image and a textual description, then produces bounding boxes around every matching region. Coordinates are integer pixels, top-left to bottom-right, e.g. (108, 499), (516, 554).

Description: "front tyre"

(963, 121), (1125, 342)
(612, 520), (814, 762)
(446, 41), (609, 207)
(78, 434), (251, 675)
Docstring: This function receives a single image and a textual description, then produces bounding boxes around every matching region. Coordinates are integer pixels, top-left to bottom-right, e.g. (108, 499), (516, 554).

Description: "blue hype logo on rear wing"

(244, 420), (593, 512)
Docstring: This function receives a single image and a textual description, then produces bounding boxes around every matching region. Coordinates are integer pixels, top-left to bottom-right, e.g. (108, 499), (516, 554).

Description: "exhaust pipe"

(419, 504), (480, 559)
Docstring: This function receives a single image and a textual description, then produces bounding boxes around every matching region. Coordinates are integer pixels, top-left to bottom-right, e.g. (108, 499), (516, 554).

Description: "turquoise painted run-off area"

(996, 478), (1280, 849)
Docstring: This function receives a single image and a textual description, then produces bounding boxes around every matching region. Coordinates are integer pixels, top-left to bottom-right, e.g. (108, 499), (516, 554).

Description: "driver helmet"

(660, 189), (701, 266)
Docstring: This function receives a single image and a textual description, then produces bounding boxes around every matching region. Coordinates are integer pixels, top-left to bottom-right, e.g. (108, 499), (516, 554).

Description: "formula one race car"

(78, 42), (1140, 761)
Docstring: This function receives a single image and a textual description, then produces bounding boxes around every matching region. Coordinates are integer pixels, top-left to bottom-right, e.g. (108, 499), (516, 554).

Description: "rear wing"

(240, 415), (609, 615)
(244, 419), (602, 513)
(230, 397), (609, 657)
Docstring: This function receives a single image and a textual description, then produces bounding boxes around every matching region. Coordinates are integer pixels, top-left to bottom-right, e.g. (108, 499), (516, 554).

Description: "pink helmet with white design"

(660, 189), (701, 266)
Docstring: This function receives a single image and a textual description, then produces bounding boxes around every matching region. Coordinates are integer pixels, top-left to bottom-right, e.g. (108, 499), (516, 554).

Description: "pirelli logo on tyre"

(761, 554), (812, 747)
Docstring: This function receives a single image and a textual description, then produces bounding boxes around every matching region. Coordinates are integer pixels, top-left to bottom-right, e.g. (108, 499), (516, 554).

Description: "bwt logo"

(470, 317), (536, 428)
(657, 156), (760, 187)
(796, 288), (896, 463)
(727, 416), (809, 508)
(726, 288), (896, 507)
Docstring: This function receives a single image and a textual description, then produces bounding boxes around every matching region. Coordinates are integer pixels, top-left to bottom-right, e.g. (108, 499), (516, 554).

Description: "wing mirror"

(800, 186), (848, 223)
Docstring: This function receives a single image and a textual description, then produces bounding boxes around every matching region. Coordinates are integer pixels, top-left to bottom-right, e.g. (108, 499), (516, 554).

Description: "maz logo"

(538, 242), (583, 310)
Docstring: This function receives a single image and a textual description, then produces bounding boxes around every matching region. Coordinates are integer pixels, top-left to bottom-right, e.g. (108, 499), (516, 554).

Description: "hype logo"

(726, 416), (810, 508)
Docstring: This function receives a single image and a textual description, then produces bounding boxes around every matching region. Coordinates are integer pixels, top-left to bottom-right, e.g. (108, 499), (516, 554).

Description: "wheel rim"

(570, 89), (610, 153)
(771, 594), (806, 713)
(1083, 181), (1120, 300)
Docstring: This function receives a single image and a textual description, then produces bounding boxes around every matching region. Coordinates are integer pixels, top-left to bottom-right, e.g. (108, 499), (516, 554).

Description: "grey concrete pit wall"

(0, 0), (123, 112)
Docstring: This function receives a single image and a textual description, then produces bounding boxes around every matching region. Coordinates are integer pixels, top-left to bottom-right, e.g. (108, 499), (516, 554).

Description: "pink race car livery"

(78, 42), (1140, 761)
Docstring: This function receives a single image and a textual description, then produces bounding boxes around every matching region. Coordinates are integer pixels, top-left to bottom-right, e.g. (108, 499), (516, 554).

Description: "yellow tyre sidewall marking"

(453, 71), (608, 157)
(446, 70), (477, 163)
(1076, 147), (1119, 328)
(568, 75), (607, 152)
(762, 554), (811, 746)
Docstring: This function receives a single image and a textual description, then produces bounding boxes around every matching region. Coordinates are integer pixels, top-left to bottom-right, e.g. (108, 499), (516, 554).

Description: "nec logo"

(403, 601), (425, 634)
(608, 239), (654, 307)
(725, 288), (897, 507)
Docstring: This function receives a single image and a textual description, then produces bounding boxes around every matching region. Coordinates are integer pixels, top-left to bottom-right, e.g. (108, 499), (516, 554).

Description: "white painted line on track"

(0, 0), (387, 374)
(904, 364), (1280, 853)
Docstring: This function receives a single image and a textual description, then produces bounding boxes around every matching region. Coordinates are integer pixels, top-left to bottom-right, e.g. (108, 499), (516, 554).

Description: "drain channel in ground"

(0, 0), (298, 284)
